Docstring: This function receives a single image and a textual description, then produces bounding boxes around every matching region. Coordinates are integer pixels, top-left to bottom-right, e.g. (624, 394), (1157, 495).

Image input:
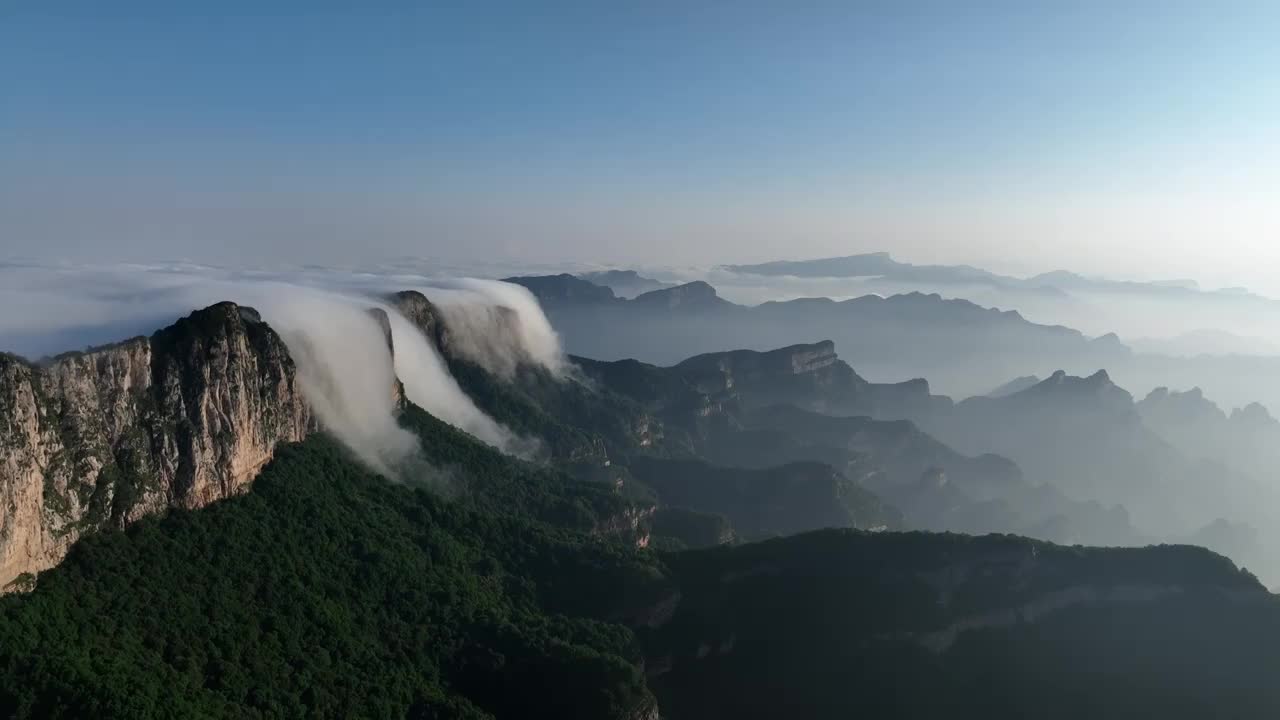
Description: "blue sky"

(3, 2), (1279, 287)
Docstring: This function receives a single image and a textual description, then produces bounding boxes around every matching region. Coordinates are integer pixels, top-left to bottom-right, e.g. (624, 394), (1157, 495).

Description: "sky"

(3, 2), (1279, 291)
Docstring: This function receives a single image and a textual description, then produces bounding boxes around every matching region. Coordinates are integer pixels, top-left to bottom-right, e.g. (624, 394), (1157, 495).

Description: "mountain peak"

(1231, 402), (1278, 427)
(503, 274), (616, 303)
(1013, 369), (1132, 410)
(389, 290), (442, 342)
(1136, 385), (1231, 432)
(633, 280), (729, 310)
(577, 269), (674, 298)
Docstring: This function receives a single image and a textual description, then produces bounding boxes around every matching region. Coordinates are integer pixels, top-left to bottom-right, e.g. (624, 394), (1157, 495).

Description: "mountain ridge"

(504, 273), (1132, 395)
(723, 251), (1269, 302)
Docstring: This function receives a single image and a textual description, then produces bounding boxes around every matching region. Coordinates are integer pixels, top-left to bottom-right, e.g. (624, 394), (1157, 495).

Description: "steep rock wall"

(0, 303), (313, 587)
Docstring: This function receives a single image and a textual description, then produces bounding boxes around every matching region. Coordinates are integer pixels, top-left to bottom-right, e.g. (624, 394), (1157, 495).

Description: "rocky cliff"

(389, 290), (444, 345)
(0, 303), (313, 588)
(673, 341), (845, 398)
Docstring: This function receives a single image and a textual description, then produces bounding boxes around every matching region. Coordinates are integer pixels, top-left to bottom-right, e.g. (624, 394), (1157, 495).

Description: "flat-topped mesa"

(675, 340), (840, 390)
(502, 274), (617, 304)
(663, 340), (950, 420)
(632, 281), (730, 311)
(781, 340), (840, 374)
(0, 301), (314, 589)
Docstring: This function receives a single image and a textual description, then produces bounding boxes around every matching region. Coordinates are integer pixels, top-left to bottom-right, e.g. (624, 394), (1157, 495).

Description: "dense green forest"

(648, 531), (1280, 719)
(629, 456), (902, 540)
(0, 421), (666, 719)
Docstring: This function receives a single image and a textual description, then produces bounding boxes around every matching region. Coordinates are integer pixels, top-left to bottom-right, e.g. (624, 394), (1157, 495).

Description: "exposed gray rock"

(0, 302), (315, 588)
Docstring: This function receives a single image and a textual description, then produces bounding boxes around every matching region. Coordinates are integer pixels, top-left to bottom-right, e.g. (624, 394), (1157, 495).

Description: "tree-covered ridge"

(648, 530), (1275, 719)
(441, 356), (657, 463)
(397, 403), (639, 537)
(0, 431), (666, 719)
(629, 456), (902, 541)
(438, 352), (909, 543)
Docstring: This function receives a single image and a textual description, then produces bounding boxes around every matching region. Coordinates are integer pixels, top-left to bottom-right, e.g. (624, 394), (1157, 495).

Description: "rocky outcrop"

(391, 290), (527, 373)
(389, 290), (443, 344)
(592, 504), (657, 548)
(367, 307), (407, 407)
(0, 303), (314, 588)
(631, 281), (731, 311)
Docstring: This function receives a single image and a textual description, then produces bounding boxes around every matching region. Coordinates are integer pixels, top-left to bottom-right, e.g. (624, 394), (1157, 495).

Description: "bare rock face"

(0, 302), (314, 588)
(366, 307), (407, 408)
(390, 291), (444, 346)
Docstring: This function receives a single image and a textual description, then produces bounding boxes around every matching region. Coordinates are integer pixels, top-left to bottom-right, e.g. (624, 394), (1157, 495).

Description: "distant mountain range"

(505, 272), (1130, 399)
(724, 251), (1265, 302)
(1129, 329), (1280, 358)
(509, 271), (1280, 414)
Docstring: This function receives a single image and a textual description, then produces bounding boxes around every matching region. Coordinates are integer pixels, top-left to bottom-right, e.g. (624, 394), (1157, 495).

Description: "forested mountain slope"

(3, 292), (1280, 719)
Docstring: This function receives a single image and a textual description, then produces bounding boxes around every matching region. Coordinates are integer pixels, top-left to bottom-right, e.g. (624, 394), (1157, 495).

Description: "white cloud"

(0, 262), (565, 474)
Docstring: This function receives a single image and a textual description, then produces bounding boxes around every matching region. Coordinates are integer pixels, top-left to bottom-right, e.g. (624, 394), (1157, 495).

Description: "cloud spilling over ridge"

(409, 278), (569, 379)
(0, 263), (554, 475)
(248, 286), (421, 476)
(223, 285), (542, 469)
(372, 300), (540, 457)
